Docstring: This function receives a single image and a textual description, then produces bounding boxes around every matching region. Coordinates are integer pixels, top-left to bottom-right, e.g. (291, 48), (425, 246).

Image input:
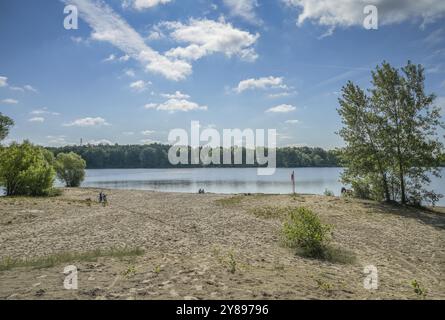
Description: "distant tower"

(80, 138), (83, 146)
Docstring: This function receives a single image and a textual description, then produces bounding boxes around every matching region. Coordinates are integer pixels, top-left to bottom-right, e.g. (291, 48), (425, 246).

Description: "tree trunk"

(382, 173), (391, 202)
(399, 164), (406, 204)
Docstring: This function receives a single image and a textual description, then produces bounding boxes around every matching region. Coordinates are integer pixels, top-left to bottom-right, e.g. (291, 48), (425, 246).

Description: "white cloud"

(236, 76), (287, 93)
(145, 98), (208, 112)
(29, 117), (45, 123)
(285, 119), (300, 124)
(140, 138), (159, 144)
(285, 0), (445, 30)
(141, 130), (155, 136)
(47, 135), (68, 145)
(30, 108), (60, 116)
(1, 98), (18, 105)
(268, 91), (298, 98)
(65, 0), (191, 81)
(63, 117), (111, 127)
(9, 86), (25, 92)
(88, 139), (113, 145)
(24, 85), (38, 93)
(162, 18), (259, 62)
(124, 69), (136, 77)
(130, 80), (151, 92)
(124, 0), (172, 10)
(223, 0), (261, 24)
(0, 76), (8, 87)
(160, 91), (190, 99)
(123, 131), (135, 135)
(266, 104), (296, 113)
(103, 54), (116, 62)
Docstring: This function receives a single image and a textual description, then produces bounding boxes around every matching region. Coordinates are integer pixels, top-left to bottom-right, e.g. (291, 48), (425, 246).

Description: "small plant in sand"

(153, 265), (162, 274)
(315, 278), (334, 294)
(411, 280), (427, 299)
(323, 189), (335, 197)
(227, 251), (237, 274)
(282, 207), (332, 259)
(122, 265), (137, 278)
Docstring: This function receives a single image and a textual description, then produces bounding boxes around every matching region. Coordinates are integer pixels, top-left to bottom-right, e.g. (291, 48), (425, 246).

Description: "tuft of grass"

(215, 195), (244, 207)
(122, 265), (137, 278)
(227, 251), (237, 274)
(323, 189), (335, 197)
(153, 265), (162, 274)
(0, 247), (144, 271)
(249, 206), (293, 220)
(411, 280), (427, 299)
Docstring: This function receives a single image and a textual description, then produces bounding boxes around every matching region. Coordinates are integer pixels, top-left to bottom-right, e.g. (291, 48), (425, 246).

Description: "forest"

(48, 144), (340, 169)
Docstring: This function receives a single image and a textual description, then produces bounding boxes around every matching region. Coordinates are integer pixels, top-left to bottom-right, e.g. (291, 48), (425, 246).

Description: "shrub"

(323, 189), (334, 197)
(282, 207), (332, 258)
(0, 141), (55, 196)
(55, 152), (86, 187)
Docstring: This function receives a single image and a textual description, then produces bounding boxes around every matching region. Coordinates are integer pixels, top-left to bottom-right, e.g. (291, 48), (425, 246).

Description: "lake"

(66, 168), (445, 205)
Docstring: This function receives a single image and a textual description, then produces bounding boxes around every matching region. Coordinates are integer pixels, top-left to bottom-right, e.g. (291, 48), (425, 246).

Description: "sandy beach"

(0, 188), (444, 300)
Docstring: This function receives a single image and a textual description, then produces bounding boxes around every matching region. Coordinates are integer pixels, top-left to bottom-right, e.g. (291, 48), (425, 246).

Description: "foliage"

(55, 152), (86, 187)
(411, 280), (427, 299)
(337, 61), (444, 205)
(0, 112), (14, 142)
(0, 141), (55, 196)
(323, 189), (334, 197)
(282, 207), (332, 258)
(47, 144), (340, 169)
(0, 247), (144, 271)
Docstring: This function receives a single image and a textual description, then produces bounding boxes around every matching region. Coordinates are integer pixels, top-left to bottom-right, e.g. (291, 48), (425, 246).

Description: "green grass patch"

(215, 195), (245, 207)
(249, 206), (293, 220)
(0, 247), (144, 271)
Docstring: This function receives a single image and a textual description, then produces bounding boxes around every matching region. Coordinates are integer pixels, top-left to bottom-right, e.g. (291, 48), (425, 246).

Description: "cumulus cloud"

(28, 117), (45, 123)
(223, 0), (261, 24)
(266, 104), (296, 113)
(63, 117), (111, 127)
(130, 80), (151, 92)
(162, 18), (259, 62)
(141, 130), (155, 136)
(88, 139), (113, 145)
(145, 98), (208, 112)
(285, 119), (300, 124)
(0, 76), (8, 87)
(30, 108), (60, 116)
(160, 91), (190, 99)
(64, 0), (192, 81)
(24, 85), (38, 93)
(235, 76), (287, 93)
(1, 98), (18, 105)
(284, 0), (445, 30)
(123, 0), (172, 10)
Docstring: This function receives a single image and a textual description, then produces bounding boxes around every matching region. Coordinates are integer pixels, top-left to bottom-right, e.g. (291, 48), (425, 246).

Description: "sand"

(0, 188), (444, 300)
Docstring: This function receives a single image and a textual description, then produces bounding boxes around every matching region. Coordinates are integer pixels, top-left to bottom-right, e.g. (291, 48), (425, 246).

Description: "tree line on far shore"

(47, 144), (340, 169)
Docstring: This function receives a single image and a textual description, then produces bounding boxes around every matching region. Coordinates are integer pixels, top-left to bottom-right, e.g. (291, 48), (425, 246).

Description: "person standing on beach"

(291, 171), (296, 194)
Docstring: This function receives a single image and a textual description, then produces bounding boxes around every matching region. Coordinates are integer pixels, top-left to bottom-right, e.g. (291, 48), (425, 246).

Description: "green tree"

(55, 152), (86, 187)
(0, 141), (55, 196)
(0, 112), (14, 142)
(338, 61), (444, 205)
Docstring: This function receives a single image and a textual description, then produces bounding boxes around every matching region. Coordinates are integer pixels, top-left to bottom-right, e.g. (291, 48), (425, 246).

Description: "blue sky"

(0, 0), (444, 149)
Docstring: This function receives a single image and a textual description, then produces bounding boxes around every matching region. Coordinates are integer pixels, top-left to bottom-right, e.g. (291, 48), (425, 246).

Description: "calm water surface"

(67, 168), (444, 205)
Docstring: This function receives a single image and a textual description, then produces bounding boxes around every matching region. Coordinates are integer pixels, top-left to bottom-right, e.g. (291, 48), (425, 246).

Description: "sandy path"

(0, 189), (444, 300)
